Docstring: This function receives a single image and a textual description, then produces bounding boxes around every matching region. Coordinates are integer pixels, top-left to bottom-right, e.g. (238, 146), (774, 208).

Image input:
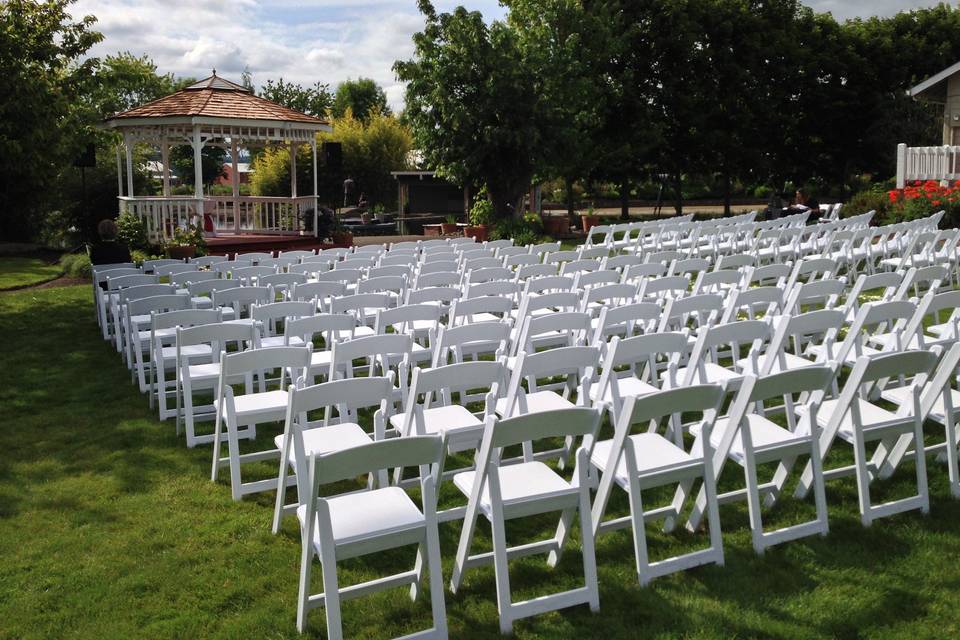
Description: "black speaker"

(323, 142), (342, 170)
(74, 143), (96, 168)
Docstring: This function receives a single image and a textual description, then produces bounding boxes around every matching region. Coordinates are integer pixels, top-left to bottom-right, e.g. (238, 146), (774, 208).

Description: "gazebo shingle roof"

(106, 73), (327, 126)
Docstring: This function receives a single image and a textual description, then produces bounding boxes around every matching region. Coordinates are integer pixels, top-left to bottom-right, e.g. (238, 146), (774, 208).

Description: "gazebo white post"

(311, 138), (318, 238)
(115, 144), (124, 214)
(231, 135), (240, 235)
(289, 140), (298, 234)
(160, 137), (171, 197)
(123, 133), (134, 199)
(192, 125), (204, 233)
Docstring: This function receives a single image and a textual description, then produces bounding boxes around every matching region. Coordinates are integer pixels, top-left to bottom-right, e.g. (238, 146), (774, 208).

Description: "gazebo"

(896, 61), (960, 188)
(103, 72), (331, 243)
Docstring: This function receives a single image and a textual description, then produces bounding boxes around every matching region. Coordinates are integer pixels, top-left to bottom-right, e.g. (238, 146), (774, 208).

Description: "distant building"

(216, 162), (252, 186)
(909, 61), (960, 146)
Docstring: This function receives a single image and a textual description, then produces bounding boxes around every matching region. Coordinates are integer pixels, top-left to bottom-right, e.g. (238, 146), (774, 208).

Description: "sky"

(71, 0), (950, 112)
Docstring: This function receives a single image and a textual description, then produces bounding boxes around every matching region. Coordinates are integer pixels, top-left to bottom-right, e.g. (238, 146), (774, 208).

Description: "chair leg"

(576, 462), (600, 612)
(852, 430), (874, 526)
(319, 549), (343, 640)
(490, 503), (514, 634)
(625, 474), (651, 585)
(425, 524), (448, 637)
(296, 537), (315, 633)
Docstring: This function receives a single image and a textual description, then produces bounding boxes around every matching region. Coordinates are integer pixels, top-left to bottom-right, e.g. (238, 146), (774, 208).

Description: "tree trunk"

(565, 178), (575, 219)
(674, 173), (683, 216)
(620, 178), (630, 220)
(723, 169), (732, 217)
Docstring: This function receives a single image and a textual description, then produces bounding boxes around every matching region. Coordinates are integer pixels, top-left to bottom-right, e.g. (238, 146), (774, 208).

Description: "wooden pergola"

(103, 72), (331, 243)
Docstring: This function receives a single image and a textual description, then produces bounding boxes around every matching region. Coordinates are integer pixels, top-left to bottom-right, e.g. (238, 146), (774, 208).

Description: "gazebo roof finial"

(212, 68), (217, 76)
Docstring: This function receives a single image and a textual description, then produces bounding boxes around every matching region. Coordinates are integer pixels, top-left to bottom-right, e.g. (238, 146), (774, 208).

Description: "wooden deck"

(204, 233), (427, 256)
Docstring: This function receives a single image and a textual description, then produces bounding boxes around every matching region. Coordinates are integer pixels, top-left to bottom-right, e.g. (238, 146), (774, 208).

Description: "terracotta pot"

(332, 231), (353, 247)
(580, 215), (600, 233)
(167, 244), (196, 259)
(542, 216), (570, 237)
(441, 223), (460, 235)
(464, 224), (488, 242)
(360, 212), (372, 224)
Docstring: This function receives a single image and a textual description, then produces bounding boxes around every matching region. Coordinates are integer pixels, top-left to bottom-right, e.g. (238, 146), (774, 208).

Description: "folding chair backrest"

(523, 275), (574, 295)
(108, 274), (158, 290)
(152, 308), (220, 332)
(292, 376), (393, 419)
(515, 264), (559, 280)
(414, 271), (461, 288)
(221, 345), (311, 380)
(624, 384), (725, 425)
(285, 313), (356, 346)
(311, 435), (442, 485)
(432, 321), (512, 367)
(488, 407), (601, 449)
(375, 303), (441, 335)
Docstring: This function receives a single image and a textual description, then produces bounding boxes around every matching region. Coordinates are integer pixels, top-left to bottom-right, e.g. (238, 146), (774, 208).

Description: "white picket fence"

(896, 143), (960, 188)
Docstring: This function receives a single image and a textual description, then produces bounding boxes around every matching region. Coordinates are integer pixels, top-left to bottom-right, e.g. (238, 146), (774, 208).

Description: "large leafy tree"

(395, 1), (547, 219)
(332, 77), (391, 121)
(0, 0), (102, 240)
(260, 77), (333, 117)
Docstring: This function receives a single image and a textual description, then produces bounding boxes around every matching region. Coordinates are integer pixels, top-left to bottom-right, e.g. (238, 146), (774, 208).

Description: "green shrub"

(59, 253), (92, 279)
(490, 211), (545, 246)
(129, 249), (164, 267)
(843, 186), (890, 219)
(116, 211), (149, 251)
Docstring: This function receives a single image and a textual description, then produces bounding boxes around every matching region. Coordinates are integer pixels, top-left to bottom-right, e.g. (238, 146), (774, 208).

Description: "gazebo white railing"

(896, 143), (960, 188)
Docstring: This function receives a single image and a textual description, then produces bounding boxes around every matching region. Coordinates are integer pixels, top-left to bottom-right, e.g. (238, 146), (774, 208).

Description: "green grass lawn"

(4, 284), (960, 638)
(0, 256), (62, 290)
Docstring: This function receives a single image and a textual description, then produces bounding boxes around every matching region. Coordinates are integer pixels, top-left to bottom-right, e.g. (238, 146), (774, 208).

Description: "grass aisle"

(2, 284), (960, 638)
(0, 257), (62, 290)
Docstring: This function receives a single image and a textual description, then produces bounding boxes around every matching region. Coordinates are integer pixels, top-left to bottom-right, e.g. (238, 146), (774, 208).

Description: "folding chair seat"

(579, 282), (638, 318)
(252, 300), (315, 348)
(515, 263), (558, 280)
(142, 258), (184, 274)
(573, 269), (622, 289)
(495, 347), (599, 467)
(783, 278), (846, 314)
(234, 251), (274, 265)
(589, 301), (662, 344)
(283, 313), (357, 384)
(329, 292), (392, 332)
(463, 279), (520, 302)
(808, 300), (916, 367)
(366, 265), (413, 280)
(590, 333), (686, 426)
(293, 435), (446, 640)
(449, 408), (601, 633)
(374, 303), (441, 364)
(620, 262), (668, 284)
(637, 274), (690, 301)
(463, 258), (504, 273)
(211, 346), (312, 500)
(719, 286), (784, 323)
(685, 366), (836, 553)
(212, 286), (272, 325)
(231, 265), (278, 286)
(448, 294), (514, 326)
(560, 258), (602, 276)
(413, 270), (461, 288)
(125, 293), (191, 391)
(587, 385), (726, 585)
(176, 321), (259, 448)
(748, 263), (792, 288)
(155, 263), (197, 277)
(748, 309), (844, 376)
(877, 343), (960, 497)
(389, 361), (505, 522)
(272, 376), (394, 533)
(508, 312), (592, 366)
(260, 272), (307, 300)
(430, 321), (512, 367)
(677, 319), (774, 388)
(327, 334), (413, 404)
(100, 272), (154, 341)
(794, 350), (942, 525)
(149, 308), (221, 420)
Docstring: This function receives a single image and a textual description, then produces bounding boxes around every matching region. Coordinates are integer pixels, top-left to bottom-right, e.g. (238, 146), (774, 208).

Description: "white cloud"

(70, 0), (948, 113)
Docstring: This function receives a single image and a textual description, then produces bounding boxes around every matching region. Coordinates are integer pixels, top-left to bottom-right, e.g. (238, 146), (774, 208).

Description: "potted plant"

(441, 214), (460, 235)
(372, 203), (386, 222)
(330, 216), (353, 247)
(580, 203), (600, 234)
(166, 222), (206, 260)
(541, 209), (570, 237)
(465, 194), (493, 242)
(360, 210), (373, 224)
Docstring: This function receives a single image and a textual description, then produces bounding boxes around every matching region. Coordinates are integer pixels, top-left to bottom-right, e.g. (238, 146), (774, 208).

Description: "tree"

(259, 77), (333, 117)
(0, 0), (102, 240)
(251, 111), (412, 209)
(168, 145), (226, 188)
(396, 1), (547, 219)
(332, 77), (391, 121)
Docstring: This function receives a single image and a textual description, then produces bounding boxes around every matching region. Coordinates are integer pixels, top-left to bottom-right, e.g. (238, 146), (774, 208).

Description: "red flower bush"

(885, 180), (960, 225)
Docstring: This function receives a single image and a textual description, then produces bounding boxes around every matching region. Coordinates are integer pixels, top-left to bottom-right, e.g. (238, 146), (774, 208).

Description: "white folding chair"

(449, 408), (601, 633)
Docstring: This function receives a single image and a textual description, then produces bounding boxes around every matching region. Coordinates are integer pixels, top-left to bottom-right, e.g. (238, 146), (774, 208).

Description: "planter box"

(441, 223), (460, 235)
(167, 245), (196, 260)
(580, 215), (600, 233)
(465, 225), (488, 242)
(542, 216), (570, 237)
